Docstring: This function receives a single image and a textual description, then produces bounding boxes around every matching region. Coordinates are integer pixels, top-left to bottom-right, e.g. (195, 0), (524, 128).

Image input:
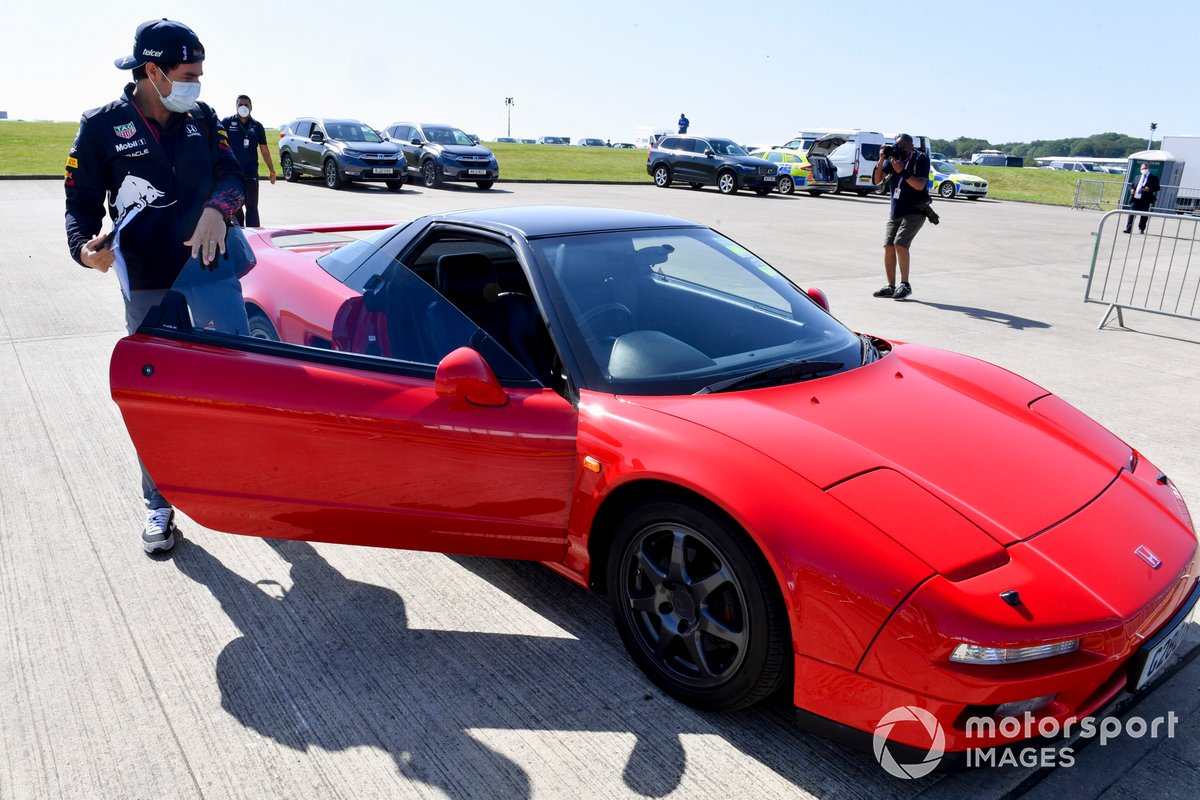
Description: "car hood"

(434, 144), (495, 158)
(728, 155), (772, 168)
(950, 171), (985, 182)
(624, 343), (1131, 544)
(334, 141), (400, 155)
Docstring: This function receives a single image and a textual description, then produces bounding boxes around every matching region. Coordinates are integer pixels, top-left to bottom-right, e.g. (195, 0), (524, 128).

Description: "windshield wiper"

(859, 333), (882, 365)
(695, 359), (844, 395)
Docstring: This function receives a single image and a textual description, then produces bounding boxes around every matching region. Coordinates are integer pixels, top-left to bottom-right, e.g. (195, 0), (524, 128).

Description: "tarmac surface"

(1, 178), (1198, 799)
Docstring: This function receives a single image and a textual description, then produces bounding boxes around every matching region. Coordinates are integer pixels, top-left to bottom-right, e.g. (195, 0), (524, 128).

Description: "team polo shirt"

(221, 115), (268, 176)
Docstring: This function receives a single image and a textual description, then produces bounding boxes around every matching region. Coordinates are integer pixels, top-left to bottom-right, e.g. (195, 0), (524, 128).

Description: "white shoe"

(142, 508), (178, 554)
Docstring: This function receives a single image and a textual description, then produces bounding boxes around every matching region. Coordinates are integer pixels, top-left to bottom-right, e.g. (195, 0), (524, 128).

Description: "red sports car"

(111, 207), (1198, 761)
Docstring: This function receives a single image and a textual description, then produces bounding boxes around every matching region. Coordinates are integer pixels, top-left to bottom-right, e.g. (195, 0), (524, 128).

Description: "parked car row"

(279, 117), (499, 191)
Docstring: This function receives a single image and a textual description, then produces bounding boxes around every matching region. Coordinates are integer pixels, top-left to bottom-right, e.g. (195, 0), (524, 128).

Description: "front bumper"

(440, 164), (499, 182)
(795, 465), (1200, 753)
(342, 157), (406, 182)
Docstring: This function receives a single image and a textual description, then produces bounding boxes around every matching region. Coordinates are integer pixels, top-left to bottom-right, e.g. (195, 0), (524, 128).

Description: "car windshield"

(425, 126), (475, 146)
(528, 227), (863, 395)
(706, 139), (749, 157)
(328, 123), (383, 143)
(933, 161), (959, 174)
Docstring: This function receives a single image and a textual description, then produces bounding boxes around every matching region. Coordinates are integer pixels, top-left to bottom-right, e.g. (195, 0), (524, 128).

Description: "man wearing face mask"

(1125, 163), (1159, 234)
(64, 18), (245, 555)
(222, 95), (276, 226)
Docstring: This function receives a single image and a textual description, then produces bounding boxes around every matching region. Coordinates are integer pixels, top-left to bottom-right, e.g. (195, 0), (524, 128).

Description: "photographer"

(871, 133), (932, 300)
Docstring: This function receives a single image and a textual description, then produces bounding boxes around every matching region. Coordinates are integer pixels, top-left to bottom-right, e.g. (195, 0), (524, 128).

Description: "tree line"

(931, 132), (1156, 159)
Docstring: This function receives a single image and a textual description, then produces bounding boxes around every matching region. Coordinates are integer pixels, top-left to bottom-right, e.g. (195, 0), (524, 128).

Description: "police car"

(930, 160), (989, 199)
(753, 148), (838, 196)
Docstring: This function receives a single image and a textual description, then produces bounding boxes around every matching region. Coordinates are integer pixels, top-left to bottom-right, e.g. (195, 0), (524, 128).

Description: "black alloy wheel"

(607, 500), (788, 710)
(281, 153), (297, 182)
(422, 161), (441, 188)
(323, 158), (344, 190)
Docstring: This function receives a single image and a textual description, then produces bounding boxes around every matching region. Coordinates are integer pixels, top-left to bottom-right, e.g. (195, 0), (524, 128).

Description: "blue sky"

(4, 0), (1196, 146)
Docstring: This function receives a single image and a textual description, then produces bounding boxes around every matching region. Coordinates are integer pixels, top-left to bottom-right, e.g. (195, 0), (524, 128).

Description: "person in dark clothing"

(1125, 163), (1160, 234)
(870, 134), (931, 300)
(678, 113), (689, 134)
(222, 94), (276, 227)
(64, 18), (246, 555)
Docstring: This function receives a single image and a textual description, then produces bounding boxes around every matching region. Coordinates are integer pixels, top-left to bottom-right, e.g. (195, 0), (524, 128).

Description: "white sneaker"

(142, 508), (178, 554)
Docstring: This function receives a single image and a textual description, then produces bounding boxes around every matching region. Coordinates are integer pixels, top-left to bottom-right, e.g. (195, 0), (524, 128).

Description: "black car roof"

(433, 206), (703, 239)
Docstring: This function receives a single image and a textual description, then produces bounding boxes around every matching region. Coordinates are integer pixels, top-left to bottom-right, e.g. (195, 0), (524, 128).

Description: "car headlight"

(344, 149), (363, 158)
(1166, 478), (1195, 534)
(950, 640), (1079, 665)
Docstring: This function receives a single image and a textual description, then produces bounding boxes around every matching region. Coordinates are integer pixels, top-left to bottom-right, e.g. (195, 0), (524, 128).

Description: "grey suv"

(382, 122), (499, 190)
(647, 135), (777, 195)
(279, 117), (406, 191)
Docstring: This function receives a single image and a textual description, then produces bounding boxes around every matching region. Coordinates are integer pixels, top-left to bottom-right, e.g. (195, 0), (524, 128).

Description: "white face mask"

(151, 69), (201, 113)
(1141, 169), (1149, 176)
(237, 105), (251, 118)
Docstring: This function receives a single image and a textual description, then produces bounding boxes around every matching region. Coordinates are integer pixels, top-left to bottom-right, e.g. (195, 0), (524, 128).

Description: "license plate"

(764, 175), (776, 181)
(468, 169), (487, 175)
(374, 168), (394, 176)
(1128, 588), (1199, 690)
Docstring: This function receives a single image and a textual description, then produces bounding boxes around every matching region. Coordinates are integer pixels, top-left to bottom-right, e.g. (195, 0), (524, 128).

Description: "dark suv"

(279, 118), (406, 191)
(647, 135), (777, 195)
(382, 122), (499, 190)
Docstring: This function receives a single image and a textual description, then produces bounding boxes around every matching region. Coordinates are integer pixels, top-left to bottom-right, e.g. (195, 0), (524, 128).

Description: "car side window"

(765, 152), (781, 163)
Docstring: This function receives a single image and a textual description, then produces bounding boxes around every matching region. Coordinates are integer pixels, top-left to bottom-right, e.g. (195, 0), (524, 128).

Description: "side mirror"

(704, 149), (715, 157)
(411, 138), (423, 146)
(311, 131), (325, 143)
(806, 287), (830, 313)
(434, 347), (508, 407)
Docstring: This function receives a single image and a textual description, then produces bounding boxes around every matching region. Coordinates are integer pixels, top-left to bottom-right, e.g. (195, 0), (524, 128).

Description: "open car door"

(110, 253), (577, 561)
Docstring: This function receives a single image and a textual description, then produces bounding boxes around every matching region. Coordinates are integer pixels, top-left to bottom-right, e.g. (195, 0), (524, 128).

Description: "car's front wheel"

(476, 180), (494, 190)
(422, 161), (441, 188)
(939, 181), (955, 199)
(689, 182), (704, 190)
(717, 171), (738, 194)
(653, 165), (672, 188)
(281, 153), (297, 183)
(247, 311), (279, 341)
(323, 158), (344, 190)
(777, 175), (794, 195)
(607, 500), (789, 711)
(385, 180), (403, 192)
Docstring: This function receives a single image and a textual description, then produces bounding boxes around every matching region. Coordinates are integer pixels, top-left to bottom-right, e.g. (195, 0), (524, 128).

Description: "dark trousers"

(235, 174), (261, 227)
(1126, 197), (1152, 232)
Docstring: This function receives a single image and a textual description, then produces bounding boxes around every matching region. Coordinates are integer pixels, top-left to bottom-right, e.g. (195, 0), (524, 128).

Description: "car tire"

(754, 187), (773, 196)
(323, 158), (344, 190)
(717, 170), (738, 194)
(281, 153), (298, 183)
(385, 180), (403, 192)
(422, 161), (441, 188)
(476, 181), (495, 190)
(939, 181), (955, 199)
(653, 165), (672, 188)
(689, 182), (704, 190)
(247, 311), (279, 341)
(607, 499), (789, 711)
(777, 175), (794, 195)
(854, 188), (870, 197)
(807, 190), (822, 198)
(967, 195), (980, 200)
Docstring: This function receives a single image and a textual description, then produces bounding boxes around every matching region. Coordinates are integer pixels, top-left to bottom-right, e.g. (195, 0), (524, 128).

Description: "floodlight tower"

(506, 97), (515, 138)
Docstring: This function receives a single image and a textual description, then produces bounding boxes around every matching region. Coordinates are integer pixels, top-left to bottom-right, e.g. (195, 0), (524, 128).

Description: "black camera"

(916, 199), (940, 225)
(881, 144), (896, 160)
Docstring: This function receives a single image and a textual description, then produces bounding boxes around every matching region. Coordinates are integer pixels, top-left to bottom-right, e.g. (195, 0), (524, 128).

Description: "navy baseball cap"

(114, 19), (205, 70)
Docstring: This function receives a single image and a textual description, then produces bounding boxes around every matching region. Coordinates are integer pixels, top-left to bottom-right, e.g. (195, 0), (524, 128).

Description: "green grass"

(0, 121), (1122, 205)
(955, 165), (1122, 205)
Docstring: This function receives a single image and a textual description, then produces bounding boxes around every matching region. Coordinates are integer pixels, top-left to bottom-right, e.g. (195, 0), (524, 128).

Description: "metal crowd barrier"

(1085, 210), (1200, 328)
(1074, 179), (1200, 213)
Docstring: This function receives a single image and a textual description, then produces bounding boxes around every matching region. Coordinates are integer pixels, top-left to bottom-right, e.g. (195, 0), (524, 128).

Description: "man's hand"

(268, 170), (277, 185)
(184, 206), (227, 266)
(80, 233), (115, 272)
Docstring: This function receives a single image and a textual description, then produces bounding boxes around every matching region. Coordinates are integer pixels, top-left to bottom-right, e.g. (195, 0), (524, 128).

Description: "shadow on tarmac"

(905, 299), (1052, 330)
(172, 538), (906, 799)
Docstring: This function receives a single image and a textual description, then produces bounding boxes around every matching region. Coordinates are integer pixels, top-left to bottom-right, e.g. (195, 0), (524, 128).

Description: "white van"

(807, 130), (886, 195)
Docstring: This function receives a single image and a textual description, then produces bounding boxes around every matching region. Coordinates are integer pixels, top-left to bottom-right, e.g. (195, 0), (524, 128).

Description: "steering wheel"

(578, 302), (633, 330)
